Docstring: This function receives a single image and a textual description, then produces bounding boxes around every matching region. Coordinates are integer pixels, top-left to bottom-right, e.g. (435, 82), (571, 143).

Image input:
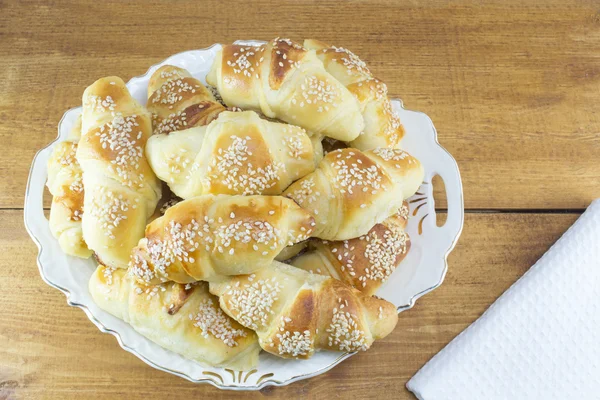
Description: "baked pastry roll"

(145, 110), (319, 198)
(46, 116), (92, 258)
(283, 148), (423, 240)
(209, 261), (398, 359)
(77, 77), (162, 268)
(304, 39), (405, 150)
(89, 265), (259, 370)
(129, 194), (315, 284)
(291, 203), (410, 295)
(207, 38), (364, 142)
(147, 65), (225, 134)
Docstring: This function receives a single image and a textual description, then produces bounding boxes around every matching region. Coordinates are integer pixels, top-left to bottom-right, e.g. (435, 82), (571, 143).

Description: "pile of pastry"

(46, 38), (424, 370)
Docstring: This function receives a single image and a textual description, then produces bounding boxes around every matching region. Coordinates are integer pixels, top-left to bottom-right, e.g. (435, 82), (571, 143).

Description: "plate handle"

(427, 139), (464, 248)
(24, 147), (51, 233)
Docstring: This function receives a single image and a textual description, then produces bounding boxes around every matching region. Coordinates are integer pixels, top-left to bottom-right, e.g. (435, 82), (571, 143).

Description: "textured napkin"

(407, 200), (600, 400)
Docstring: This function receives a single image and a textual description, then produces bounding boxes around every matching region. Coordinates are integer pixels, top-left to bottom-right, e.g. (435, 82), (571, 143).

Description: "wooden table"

(1, 1), (599, 399)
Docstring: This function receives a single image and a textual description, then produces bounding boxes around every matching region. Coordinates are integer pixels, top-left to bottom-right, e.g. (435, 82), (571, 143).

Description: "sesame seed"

(151, 77), (197, 106)
(274, 316), (313, 357)
(89, 187), (130, 240)
(286, 177), (317, 204)
(206, 135), (285, 195)
(91, 113), (146, 189)
(326, 298), (368, 352)
(192, 298), (247, 347)
(372, 148), (410, 163)
(224, 277), (281, 330)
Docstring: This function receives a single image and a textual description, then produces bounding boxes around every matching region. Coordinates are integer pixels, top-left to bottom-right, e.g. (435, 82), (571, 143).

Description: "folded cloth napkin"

(407, 199), (600, 400)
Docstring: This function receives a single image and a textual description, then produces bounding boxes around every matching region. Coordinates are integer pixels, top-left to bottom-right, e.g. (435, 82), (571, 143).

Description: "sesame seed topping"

(84, 94), (115, 113)
(326, 298), (368, 352)
(273, 316), (313, 357)
(153, 110), (188, 135)
(398, 203), (409, 220)
(131, 201), (295, 281)
(103, 266), (116, 285)
(283, 134), (305, 159)
(286, 177), (317, 204)
(93, 113), (146, 189)
(372, 148), (410, 163)
(225, 277), (281, 330)
(129, 254), (155, 283)
(159, 69), (185, 80)
(57, 142), (78, 166)
(69, 173), (84, 194)
(151, 78), (196, 106)
(144, 219), (201, 280)
(206, 135), (285, 195)
(330, 46), (372, 77)
(88, 187), (130, 240)
(362, 227), (408, 282)
(297, 76), (339, 111)
(193, 297), (247, 347)
(330, 150), (385, 196)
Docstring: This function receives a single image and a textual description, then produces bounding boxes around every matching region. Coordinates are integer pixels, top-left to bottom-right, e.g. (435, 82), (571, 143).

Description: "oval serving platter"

(24, 40), (464, 390)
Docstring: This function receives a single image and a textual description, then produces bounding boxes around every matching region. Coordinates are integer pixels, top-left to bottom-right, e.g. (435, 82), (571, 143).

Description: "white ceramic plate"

(24, 41), (464, 390)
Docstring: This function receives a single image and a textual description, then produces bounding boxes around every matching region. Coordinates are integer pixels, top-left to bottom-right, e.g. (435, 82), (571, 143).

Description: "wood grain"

(2, 0), (600, 209)
(0, 210), (580, 399)
(2, 1), (597, 399)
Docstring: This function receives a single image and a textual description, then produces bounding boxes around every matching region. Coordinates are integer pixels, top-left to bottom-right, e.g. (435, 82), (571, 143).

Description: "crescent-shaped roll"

(46, 116), (92, 258)
(209, 261), (398, 359)
(145, 110), (319, 198)
(206, 38), (365, 142)
(89, 266), (259, 370)
(291, 203), (410, 296)
(129, 194), (315, 285)
(147, 65), (226, 134)
(77, 77), (162, 268)
(304, 39), (404, 151)
(283, 148), (423, 241)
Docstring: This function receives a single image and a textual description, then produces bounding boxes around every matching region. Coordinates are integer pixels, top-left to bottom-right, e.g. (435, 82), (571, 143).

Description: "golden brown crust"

(147, 65), (225, 134)
(80, 114), (156, 191)
(129, 195), (315, 284)
(304, 39), (404, 150)
(49, 142), (85, 221)
(267, 38), (307, 90)
(219, 44), (261, 91)
(284, 147), (422, 240)
(204, 119), (279, 193)
(324, 148), (394, 208)
(292, 202), (410, 295)
(47, 118), (91, 259)
(264, 288), (318, 359)
(89, 266), (260, 369)
(78, 76), (162, 269)
(210, 261), (398, 359)
(145, 110), (318, 199)
(208, 38), (365, 142)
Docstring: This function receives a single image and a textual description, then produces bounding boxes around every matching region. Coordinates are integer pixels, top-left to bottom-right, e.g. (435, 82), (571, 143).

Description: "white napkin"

(407, 200), (600, 400)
